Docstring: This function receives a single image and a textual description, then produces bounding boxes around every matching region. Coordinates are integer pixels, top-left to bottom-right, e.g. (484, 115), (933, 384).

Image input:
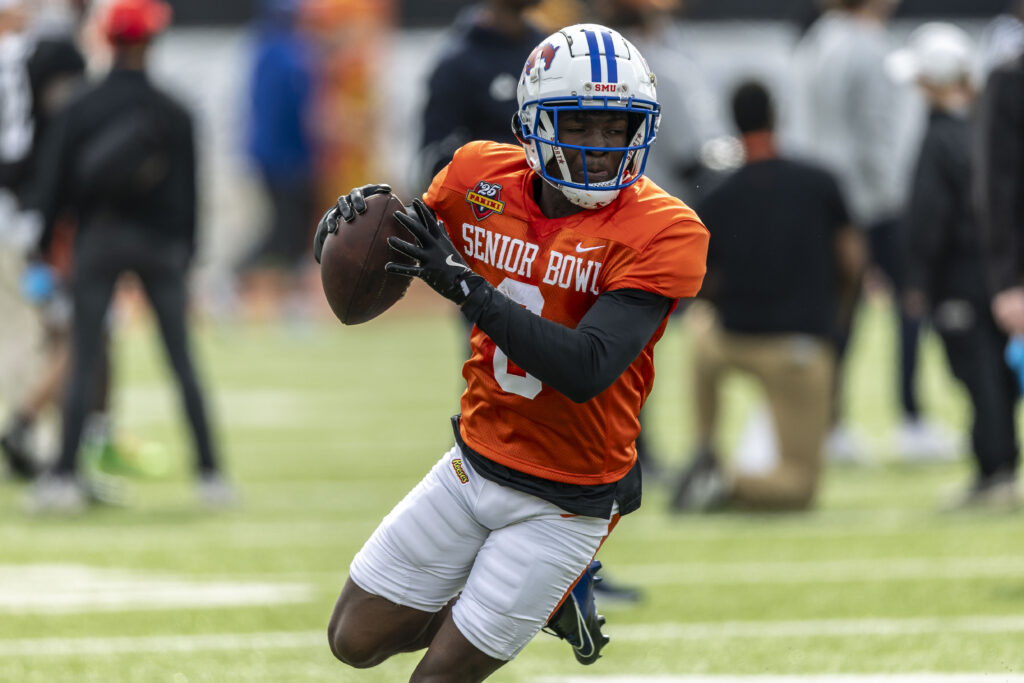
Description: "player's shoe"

(197, 471), (238, 509)
(25, 472), (128, 514)
(593, 570), (642, 603)
(84, 438), (168, 479)
(670, 447), (729, 512)
(543, 560), (609, 665)
(1, 422), (39, 480)
(942, 470), (1020, 512)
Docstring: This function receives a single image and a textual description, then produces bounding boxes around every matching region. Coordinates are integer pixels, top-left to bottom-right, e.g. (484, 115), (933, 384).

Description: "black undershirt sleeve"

(460, 284), (674, 403)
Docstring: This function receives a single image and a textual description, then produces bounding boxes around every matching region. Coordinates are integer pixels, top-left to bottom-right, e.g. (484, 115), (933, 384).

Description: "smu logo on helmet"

(466, 181), (505, 221)
(524, 43), (559, 77)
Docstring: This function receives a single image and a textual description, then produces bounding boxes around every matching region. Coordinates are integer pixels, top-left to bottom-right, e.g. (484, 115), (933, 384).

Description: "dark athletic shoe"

(544, 560), (610, 665)
(1, 423), (38, 480)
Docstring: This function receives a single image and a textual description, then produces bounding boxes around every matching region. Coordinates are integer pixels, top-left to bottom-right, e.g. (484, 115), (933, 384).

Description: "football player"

(315, 24), (708, 680)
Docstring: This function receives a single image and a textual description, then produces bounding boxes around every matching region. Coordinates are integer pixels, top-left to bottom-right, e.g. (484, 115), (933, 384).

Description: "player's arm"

(901, 128), (950, 312)
(466, 285), (672, 403)
(23, 103), (75, 256)
(387, 199), (673, 402)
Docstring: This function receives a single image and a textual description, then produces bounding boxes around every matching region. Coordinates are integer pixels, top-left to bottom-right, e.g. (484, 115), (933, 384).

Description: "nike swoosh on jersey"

(575, 243), (606, 253)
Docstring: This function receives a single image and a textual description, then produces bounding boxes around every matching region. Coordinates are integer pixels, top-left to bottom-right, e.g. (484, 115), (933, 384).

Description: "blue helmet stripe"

(601, 31), (617, 83)
(584, 29), (601, 81)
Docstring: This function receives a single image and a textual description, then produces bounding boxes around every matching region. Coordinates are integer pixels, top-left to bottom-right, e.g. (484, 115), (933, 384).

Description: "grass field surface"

(1, 290), (1021, 682)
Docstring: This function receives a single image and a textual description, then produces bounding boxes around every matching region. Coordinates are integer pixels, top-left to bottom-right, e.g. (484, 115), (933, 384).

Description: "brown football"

(319, 191), (415, 325)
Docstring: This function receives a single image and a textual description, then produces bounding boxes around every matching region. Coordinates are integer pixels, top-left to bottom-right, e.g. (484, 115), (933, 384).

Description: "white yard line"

(543, 676), (1024, 683)
(0, 565), (311, 614)
(0, 631), (324, 657)
(2, 615), (1024, 657)
(616, 556), (1024, 585)
(610, 615), (1024, 640)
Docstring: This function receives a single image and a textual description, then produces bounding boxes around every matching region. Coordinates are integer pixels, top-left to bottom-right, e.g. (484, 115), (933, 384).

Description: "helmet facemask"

(516, 24), (660, 210)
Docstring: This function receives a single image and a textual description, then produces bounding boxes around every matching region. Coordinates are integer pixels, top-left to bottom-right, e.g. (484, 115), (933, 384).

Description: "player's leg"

(328, 579), (459, 668)
(1, 324), (69, 478)
(408, 614), (505, 683)
(731, 337), (833, 509)
(136, 250), (219, 477)
(328, 446), (489, 668)
(1, 287), (72, 478)
(412, 467), (612, 678)
(937, 310), (1019, 506)
(672, 305), (727, 511)
(52, 272), (117, 475)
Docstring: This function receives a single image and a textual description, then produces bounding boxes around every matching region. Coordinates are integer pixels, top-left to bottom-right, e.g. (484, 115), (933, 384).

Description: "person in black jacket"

(894, 23), (1019, 509)
(23, 0), (231, 513)
(416, 0), (544, 187)
(977, 51), (1024, 340)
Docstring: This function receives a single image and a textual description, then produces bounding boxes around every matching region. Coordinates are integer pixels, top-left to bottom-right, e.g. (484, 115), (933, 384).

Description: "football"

(319, 191), (415, 325)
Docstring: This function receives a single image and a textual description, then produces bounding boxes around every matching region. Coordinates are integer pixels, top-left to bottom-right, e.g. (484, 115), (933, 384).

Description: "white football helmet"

(514, 23), (660, 210)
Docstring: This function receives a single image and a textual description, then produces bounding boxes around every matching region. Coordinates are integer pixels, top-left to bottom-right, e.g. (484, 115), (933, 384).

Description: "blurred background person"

(416, 0), (544, 190)
(790, 0), (957, 465)
(977, 0), (1024, 78)
(591, 0), (731, 484)
(974, 28), (1024, 507)
(672, 79), (863, 512)
(23, 0), (230, 513)
(0, 0), (31, 199)
(236, 0), (317, 320)
(891, 23), (1019, 511)
(977, 54), (1024, 343)
(591, 0), (728, 207)
(414, 0), (544, 369)
(2, 0), (162, 483)
(0, 0), (88, 480)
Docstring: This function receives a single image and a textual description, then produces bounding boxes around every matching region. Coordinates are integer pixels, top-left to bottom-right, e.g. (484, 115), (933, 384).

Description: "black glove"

(385, 198), (485, 305)
(312, 183), (392, 264)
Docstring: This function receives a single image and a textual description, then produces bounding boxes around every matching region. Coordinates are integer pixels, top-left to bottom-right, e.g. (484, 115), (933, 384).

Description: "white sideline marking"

(610, 615), (1024, 640)
(0, 565), (312, 614)
(618, 556), (1024, 586)
(544, 677), (1024, 683)
(3, 615), (1024, 657)
(0, 631), (324, 657)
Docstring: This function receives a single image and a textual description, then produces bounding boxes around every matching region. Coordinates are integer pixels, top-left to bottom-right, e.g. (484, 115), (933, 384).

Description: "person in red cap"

(101, 0), (171, 44)
(20, 0), (233, 512)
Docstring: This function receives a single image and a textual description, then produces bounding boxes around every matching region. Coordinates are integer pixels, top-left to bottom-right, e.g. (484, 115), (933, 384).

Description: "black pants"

(936, 299), (1019, 478)
(834, 218), (922, 421)
(240, 173), (316, 271)
(54, 224), (218, 476)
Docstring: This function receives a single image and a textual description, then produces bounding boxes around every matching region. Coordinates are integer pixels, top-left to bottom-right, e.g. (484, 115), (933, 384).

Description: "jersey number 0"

(492, 278), (544, 399)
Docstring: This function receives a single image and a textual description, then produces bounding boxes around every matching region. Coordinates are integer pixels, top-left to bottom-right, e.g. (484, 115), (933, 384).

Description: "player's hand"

(992, 287), (1024, 335)
(313, 183), (392, 264)
(20, 259), (55, 304)
(385, 198), (485, 305)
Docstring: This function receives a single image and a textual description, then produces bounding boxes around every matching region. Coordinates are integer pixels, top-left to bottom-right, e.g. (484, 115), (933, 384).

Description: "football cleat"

(543, 559), (610, 665)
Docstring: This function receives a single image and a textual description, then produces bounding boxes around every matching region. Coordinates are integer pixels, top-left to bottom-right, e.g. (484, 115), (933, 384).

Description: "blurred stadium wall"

(143, 1), (1005, 312)
(170, 0), (1009, 25)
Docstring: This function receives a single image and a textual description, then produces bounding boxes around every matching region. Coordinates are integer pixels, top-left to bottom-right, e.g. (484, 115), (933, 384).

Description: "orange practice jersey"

(424, 141), (709, 486)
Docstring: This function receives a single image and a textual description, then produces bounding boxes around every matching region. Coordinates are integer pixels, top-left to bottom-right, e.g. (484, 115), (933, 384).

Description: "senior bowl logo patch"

(466, 181), (505, 221)
(451, 458), (469, 484)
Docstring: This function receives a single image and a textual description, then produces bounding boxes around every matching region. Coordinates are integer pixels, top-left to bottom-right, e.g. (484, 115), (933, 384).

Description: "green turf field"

(1, 294), (1022, 682)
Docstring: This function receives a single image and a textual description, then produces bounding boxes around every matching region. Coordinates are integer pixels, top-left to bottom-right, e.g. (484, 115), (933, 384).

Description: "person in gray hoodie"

(790, 0), (956, 465)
